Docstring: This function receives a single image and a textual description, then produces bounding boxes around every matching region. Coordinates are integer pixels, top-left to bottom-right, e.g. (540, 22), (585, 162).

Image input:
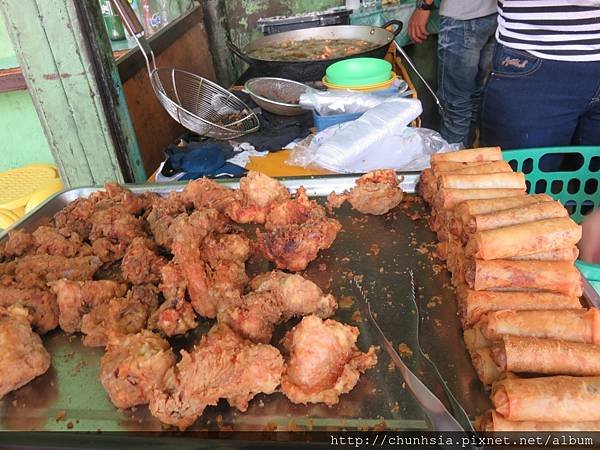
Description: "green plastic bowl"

(326, 58), (392, 87)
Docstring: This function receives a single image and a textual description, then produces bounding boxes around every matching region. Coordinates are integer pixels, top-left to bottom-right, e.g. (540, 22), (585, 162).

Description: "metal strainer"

(110, 0), (259, 140)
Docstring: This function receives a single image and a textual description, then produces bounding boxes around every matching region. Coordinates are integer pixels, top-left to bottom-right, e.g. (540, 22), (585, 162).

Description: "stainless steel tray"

(0, 173), (490, 432)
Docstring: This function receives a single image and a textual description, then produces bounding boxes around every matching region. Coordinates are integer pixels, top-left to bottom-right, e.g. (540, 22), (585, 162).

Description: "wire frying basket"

(110, 0), (259, 140)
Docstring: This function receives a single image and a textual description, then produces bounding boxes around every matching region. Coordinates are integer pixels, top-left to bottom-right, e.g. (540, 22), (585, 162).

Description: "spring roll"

(431, 160), (494, 173)
(471, 348), (503, 387)
(438, 172), (526, 190)
(464, 201), (568, 234)
(454, 194), (554, 229)
(439, 160), (512, 175)
(491, 376), (600, 422)
(430, 147), (503, 163)
(478, 410), (600, 432)
(463, 327), (491, 353)
(509, 246), (579, 262)
(456, 287), (582, 328)
(465, 217), (582, 260)
(435, 188), (526, 210)
(491, 335), (600, 376)
(478, 309), (600, 343)
(418, 168), (436, 203)
(464, 259), (583, 297)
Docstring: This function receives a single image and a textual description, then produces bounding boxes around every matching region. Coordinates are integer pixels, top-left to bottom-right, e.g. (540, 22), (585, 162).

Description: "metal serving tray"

(0, 173), (491, 434)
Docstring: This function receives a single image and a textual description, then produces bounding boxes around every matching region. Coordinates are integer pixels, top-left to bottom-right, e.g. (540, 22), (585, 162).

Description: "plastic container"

(503, 146), (600, 294)
(257, 7), (352, 35)
(322, 73), (397, 91)
(502, 146), (598, 223)
(312, 110), (363, 131)
(326, 58), (392, 86)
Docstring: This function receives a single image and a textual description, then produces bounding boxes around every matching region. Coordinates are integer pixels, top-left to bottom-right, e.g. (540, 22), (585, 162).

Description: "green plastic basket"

(503, 146), (600, 293)
(502, 146), (599, 223)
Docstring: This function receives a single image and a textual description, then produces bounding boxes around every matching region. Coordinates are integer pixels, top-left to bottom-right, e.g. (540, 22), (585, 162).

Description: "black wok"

(227, 21), (403, 82)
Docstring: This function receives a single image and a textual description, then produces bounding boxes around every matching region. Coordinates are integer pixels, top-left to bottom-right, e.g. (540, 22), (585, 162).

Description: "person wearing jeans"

(408, 0), (497, 147)
(481, 1), (600, 151)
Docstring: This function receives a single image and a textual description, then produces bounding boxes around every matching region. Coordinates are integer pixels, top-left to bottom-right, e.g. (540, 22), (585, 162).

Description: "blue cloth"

(162, 142), (245, 180)
(481, 43), (600, 151)
(437, 13), (497, 147)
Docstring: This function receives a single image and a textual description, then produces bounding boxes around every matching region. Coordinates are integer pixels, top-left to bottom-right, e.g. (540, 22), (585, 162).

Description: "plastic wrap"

(299, 80), (410, 116)
(289, 97), (460, 173)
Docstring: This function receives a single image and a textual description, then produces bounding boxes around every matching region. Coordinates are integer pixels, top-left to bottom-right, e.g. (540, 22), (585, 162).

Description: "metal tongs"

(352, 272), (480, 448)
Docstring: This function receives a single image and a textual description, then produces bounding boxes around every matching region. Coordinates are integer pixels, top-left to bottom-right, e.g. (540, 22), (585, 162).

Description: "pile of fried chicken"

(0, 169), (403, 430)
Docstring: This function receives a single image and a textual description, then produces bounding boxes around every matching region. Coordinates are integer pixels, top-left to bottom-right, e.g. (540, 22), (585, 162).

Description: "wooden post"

(0, 0), (146, 187)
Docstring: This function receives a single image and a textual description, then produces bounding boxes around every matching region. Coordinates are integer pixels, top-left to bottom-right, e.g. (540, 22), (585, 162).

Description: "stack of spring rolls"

(419, 147), (600, 431)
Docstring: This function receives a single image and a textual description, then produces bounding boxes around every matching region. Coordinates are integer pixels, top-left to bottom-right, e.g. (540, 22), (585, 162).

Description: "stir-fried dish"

(248, 38), (378, 61)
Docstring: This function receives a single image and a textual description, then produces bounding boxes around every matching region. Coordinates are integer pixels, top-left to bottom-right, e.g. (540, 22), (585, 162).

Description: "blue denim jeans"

(437, 14), (497, 147)
(481, 43), (600, 150)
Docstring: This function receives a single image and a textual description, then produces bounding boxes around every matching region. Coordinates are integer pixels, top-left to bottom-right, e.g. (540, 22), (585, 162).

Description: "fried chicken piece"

(327, 169), (403, 215)
(0, 286), (58, 334)
(250, 270), (337, 320)
(264, 186), (326, 230)
(281, 315), (377, 405)
(53, 197), (97, 239)
(149, 262), (197, 337)
(0, 230), (35, 259)
(32, 226), (92, 257)
(145, 192), (190, 248)
(121, 237), (167, 285)
(100, 330), (176, 409)
(256, 217), (342, 272)
(200, 233), (251, 267)
(90, 206), (146, 262)
(220, 271), (337, 343)
(183, 172), (290, 224)
(148, 324), (284, 430)
(11, 255), (102, 289)
(0, 306), (51, 399)
(50, 280), (128, 333)
(81, 284), (159, 347)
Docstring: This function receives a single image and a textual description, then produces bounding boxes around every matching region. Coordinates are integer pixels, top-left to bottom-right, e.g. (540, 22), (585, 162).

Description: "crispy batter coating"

(265, 186), (326, 230)
(33, 226), (92, 257)
(0, 286), (58, 334)
(220, 271), (337, 343)
(256, 218), (341, 272)
(90, 207), (146, 263)
(183, 172), (290, 224)
(200, 233), (251, 267)
(0, 230), (35, 259)
(0, 306), (51, 399)
(149, 262), (197, 337)
(51, 280), (128, 333)
(281, 315), (377, 405)
(327, 169), (403, 215)
(100, 330), (176, 409)
(122, 237), (167, 285)
(148, 324), (284, 430)
(81, 284), (159, 347)
(7, 255), (102, 289)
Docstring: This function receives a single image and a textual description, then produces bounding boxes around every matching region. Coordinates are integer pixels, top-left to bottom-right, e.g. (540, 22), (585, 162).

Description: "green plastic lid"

(326, 58), (392, 87)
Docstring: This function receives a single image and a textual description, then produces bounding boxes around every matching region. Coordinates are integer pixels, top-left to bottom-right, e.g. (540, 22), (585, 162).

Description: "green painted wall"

(0, 20), (54, 172)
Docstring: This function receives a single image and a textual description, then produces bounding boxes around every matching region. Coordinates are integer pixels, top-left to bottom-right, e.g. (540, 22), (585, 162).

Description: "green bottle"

(100, 0), (126, 41)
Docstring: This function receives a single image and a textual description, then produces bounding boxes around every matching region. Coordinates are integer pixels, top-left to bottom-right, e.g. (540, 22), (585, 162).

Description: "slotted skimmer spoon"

(110, 0), (259, 139)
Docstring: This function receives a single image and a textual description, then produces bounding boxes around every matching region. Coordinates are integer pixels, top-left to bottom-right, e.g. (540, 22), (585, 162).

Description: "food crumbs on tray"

(434, 319), (442, 327)
(387, 361), (396, 372)
(379, 267), (384, 273)
(351, 310), (362, 323)
(306, 418), (313, 431)
(55, 410), (67, 422)
(401, 382), (406, 389)
(426, 295), (443, 309)
(369, 243), (380, 256)
(11, 399), (17, 407)
(390, 401), (400, 414)
(318, 263), (327, 271)
(398, 343), (413, 358)
(66, 421), (74, 429)
(338, 296), (354, 309)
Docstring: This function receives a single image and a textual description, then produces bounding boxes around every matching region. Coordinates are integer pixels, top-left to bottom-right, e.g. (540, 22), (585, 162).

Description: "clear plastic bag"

(289, 97), (460, 173)
(298, 81), (410, 116)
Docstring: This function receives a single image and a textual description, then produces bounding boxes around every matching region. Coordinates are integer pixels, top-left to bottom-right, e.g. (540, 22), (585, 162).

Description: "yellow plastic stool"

(0, 164), (59, 211)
